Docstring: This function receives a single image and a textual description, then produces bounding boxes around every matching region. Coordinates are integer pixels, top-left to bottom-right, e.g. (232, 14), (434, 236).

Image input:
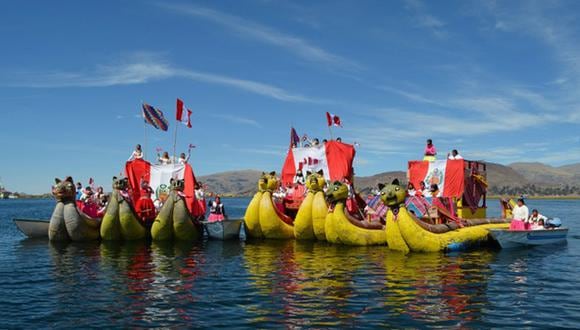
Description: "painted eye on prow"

(334, 187), (338, 191)
(395, 187), (400, 191)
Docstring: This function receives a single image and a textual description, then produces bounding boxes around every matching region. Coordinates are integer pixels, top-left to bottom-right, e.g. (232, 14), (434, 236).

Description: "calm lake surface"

(1, 198), (579, 328)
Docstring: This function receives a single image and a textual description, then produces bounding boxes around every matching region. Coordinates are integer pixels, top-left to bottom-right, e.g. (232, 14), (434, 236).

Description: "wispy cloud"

(404, 0), (447, 38)
(0, 53), (324, 103)
(156, 3), (362, 72)
(210, 114), (262, 128)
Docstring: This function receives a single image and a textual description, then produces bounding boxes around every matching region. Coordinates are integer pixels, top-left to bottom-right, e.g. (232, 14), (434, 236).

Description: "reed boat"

(382, 159), (511, 252)
(100, 177), (147, 240)
(325, 181), (387, 246)
(244, 140), (356, 240)
(293, 171), (328, 240)
(49, 177), (100, 241)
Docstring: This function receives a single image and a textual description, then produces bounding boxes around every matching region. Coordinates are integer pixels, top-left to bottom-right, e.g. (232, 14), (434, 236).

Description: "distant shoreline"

(487, 195), (580, 200)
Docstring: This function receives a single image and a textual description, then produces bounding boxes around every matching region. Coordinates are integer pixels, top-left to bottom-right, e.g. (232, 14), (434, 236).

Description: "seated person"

(528, 209), (548, 229)
(447, 149), (464, 160)
(407, 182), (417, 196)
(533, 219), (545, 230)
(293, 170), (305, 185)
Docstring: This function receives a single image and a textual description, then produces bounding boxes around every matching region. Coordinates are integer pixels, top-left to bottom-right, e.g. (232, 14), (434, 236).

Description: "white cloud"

(404, 0), (447, 38)
(0, 53), (324, 103)
(156, 3), (362, 72)
(210, 114), (262, 128)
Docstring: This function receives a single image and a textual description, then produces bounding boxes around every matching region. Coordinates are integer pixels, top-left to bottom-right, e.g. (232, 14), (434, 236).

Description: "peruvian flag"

(281, 140), (355, 185)
(176, 98), (192, 128)
(125, 159), (204, 217)
(408, 159), (465, 198)
(326, 112), (342, 127)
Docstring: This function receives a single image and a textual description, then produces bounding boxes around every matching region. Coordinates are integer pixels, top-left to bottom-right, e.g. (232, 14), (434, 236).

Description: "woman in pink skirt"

(207, 196), (226, 222)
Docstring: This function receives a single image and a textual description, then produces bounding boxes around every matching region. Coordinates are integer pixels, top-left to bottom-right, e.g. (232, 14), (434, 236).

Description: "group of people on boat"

(510, 198), (555, 230)
(423, 139), (463, 161)
(128, 144), (191, 165)
(291, 137), (343, 149)
(75, 181), (108, 218)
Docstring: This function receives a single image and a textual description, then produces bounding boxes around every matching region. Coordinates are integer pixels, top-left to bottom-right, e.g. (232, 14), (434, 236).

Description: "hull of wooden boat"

(488, 228), (568, 249)
(395, 206), (509, 252)
(204, 219), (243, 240)
(14, 218), (49, 238)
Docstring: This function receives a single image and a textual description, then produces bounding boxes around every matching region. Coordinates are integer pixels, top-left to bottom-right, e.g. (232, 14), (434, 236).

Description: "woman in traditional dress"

(128, 144), (143, 161)
(207, 196), (226, 222)
(136, 179), (156, 224)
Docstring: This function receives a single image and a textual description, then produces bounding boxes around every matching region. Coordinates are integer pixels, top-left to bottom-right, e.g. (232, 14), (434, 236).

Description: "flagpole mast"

(173, 116), (179, 162)
(141, 102), (147, 161)
(328, 125), (334, 141)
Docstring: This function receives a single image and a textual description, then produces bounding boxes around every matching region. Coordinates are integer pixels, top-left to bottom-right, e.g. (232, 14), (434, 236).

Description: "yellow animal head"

(305, 170), (325, 192)
(325, 180), (349, 203)
(257, 173), (268, 192)
(265, 171), (279, 191)
(379, 179), (406, 208)
(52, 176), (76, 202)
(112, 176), (129, 191)
(171, 178), (185, 191)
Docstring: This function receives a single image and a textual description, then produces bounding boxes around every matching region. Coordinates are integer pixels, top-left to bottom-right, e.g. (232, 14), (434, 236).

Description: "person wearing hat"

(510, 198), (529, 230)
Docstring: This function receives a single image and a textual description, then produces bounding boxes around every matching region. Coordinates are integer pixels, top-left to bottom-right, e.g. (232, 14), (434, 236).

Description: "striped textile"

(365, 194), (388, 219)
(142, 103), (169, 131)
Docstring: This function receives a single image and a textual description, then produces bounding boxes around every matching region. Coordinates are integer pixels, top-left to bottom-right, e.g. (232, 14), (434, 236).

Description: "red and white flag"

(408, 159), (465, 197)
(281, 140), (355, 185)
(125, 159), (204, 216)
(326, 112), (342, 127)
(176, 98), (192, 128)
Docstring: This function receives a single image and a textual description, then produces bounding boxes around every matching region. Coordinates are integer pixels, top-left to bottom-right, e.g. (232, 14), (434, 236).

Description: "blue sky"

(1, 0), (580, 194)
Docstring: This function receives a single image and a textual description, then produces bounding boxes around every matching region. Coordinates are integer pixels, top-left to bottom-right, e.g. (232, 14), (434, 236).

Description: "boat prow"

(14, 218), (49, 238)
(203, 219), (244, 240)
(488, 228), (568, 249)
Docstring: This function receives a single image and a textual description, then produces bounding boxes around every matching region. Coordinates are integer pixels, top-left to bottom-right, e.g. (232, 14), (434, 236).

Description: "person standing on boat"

(178, 152), (190, 165)
(75, 182), (83, 201)
(509, 198), (529, 230)
(424, 139), (437, 160)
(128, 144), (143, 161)
(135, 179), (155, 224)
(208, 196), (226, 222)
(158, 151), (172, 165)
(447, 149), (463, 160)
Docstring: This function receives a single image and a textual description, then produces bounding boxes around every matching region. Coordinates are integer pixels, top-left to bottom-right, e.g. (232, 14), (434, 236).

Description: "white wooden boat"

(13, 218), (49, 238)
(203, 219), (243, 240)
(488, 228), (568, 249)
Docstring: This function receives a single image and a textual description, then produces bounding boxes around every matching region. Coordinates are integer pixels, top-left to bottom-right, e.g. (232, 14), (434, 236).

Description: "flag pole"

(173, 116), (179, 163)
(141, 101), (147, 161)
(328, 125), (334, 141)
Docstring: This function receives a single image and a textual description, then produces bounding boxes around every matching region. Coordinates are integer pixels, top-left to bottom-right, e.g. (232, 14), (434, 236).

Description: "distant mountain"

(198, 170), (263, 196)
(197, 162), (580, 197)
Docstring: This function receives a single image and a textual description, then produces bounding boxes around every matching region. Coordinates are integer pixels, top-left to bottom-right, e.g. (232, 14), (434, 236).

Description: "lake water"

(1, 198), (579, 328)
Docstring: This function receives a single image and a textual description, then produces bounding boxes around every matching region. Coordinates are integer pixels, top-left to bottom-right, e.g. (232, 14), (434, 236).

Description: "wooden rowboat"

(488, 228), (568, 249)
(203, 219), (243, 240)
(13, 218), (49, 238)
